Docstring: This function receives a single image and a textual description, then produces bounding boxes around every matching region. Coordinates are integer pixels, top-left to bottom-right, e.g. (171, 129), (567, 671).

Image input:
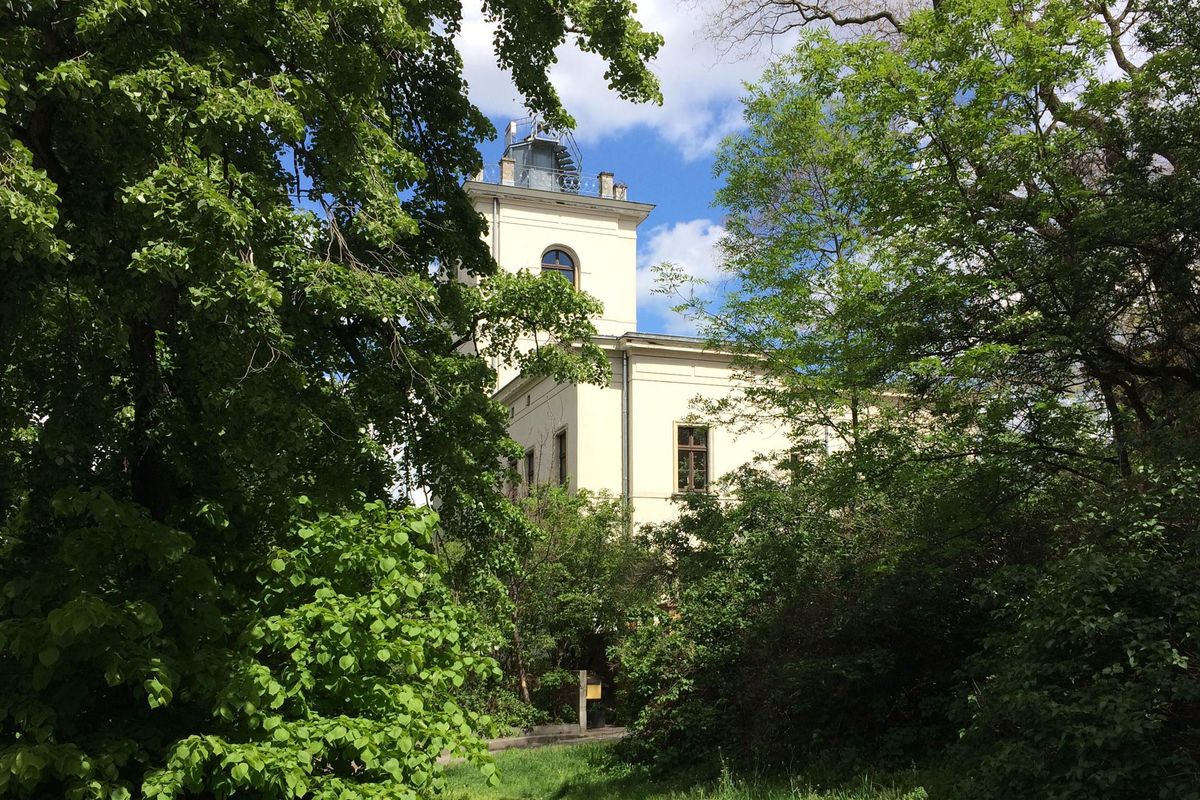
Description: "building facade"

(465, 119), (792, 528)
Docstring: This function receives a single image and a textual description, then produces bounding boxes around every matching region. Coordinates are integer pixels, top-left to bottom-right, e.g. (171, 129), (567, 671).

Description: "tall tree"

(677, 0), (1200, 481)
(0, 0), (661, 797)
(634, 0), (1200, 794)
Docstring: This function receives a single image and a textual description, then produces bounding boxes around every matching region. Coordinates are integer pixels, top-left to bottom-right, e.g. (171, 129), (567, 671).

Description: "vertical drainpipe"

(491, 196), (499, 260)
(491, 196), (500, 374)
(621, 341), (631, 525)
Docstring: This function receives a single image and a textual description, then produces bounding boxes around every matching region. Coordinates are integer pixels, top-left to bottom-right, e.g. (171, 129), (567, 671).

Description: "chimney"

(599, 171), (614, 199)
(500, 156), (515, 186)
(613, 182), (628, 201)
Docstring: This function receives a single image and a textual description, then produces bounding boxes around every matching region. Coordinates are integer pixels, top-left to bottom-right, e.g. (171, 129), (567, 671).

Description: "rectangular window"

(676, 426), (709, 493)
(555, 429), (568, 487)
(524, 448), (536, 489)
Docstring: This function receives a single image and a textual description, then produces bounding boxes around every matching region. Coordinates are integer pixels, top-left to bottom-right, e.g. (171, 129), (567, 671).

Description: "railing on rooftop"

(473, 164), (626, 200)
(514, 166), (598, 195)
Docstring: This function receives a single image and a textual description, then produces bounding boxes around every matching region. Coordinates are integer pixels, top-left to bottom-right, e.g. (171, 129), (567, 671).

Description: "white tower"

(465, 118), (654, 389)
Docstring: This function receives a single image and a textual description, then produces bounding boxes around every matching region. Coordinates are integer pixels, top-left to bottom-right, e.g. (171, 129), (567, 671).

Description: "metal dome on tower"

(503, 116), (584, 193)
(473, 116), (628, 200)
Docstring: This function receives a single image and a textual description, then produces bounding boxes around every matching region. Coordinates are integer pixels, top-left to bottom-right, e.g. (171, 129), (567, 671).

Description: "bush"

(455, 676), (548, 735)
(0, 499), (495, 798)
(617, 447), (1055, 771)
(467, 488), (665, 726)
(954, 468), (1200, 800)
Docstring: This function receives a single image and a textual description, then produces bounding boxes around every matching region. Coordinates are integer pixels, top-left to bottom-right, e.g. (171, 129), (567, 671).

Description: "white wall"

(573, 351), (626, 499)
(488, 199), (639, 336)
(504, 375), (577, 489)
(500, 340), (794, 530)
(467, 182), (650, 390)
(624, 344), (791, 527)
(468, 178), (793, 529)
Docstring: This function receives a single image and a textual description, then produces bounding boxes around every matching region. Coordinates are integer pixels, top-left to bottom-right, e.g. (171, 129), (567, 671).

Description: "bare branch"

(702, 0), (924, 52)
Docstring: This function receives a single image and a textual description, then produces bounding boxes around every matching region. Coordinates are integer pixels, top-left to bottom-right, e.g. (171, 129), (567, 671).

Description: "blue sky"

(459, 1), (798, 334)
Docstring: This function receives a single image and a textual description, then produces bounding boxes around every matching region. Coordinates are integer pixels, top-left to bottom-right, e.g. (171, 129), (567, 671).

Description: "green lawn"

(444, 742), (931, 800)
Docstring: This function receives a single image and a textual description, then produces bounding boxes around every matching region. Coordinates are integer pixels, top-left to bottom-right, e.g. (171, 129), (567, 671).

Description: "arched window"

(541, 248), (576, 286)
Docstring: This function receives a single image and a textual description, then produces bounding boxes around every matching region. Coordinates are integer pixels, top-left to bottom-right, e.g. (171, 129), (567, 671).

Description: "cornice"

(463, 180), (655, 225)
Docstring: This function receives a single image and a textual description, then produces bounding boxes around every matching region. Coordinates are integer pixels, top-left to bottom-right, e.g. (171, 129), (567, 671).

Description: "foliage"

(635, 0), (1200, 792)
(476, 488), (664, 723)
(617, 438), (1058, 769)
(0, 500), (496, 799)
(954, 467), (1200, 800)
(0, 0), (661, 797)
(454, 677), (549, 735)
(668, 0), (1200, 481)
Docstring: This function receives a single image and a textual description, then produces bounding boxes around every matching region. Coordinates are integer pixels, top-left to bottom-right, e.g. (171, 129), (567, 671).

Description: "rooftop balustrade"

(473, 162), (628, 200)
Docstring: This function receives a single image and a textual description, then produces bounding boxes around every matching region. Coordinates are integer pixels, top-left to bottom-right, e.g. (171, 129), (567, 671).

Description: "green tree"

(457, 488), (663, 726)
(956, 466), (1200, 800)
(633, 0), (1200, 793)
(0, 0), (661, 797)
(617, 439), (1060, 770)
(676, 0), (1199, 477)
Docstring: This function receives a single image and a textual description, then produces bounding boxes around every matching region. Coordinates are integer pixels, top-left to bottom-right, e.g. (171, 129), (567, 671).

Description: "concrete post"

(613, 182), (628, 201)
(599, 171), (614, 199)
(500, 157), (515, 186)
(578, 669), (588, 733)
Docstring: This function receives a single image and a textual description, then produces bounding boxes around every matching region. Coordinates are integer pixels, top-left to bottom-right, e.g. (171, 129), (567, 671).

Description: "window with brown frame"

(555, 429), (568, 487)
(676, 426), (709, 493)
(541, 248), (576, 286)
(524, 448), (536, 489)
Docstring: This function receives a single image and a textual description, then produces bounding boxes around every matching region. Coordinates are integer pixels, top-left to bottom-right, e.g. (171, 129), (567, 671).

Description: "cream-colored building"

(465, 119), (792, 528)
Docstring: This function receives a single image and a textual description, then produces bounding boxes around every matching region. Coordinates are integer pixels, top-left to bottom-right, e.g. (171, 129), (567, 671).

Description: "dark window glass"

(541, 249), (576, 286)
(525, 449), (535, 489)
(676, 425), (710, 493)
(555, 430), (568, 487)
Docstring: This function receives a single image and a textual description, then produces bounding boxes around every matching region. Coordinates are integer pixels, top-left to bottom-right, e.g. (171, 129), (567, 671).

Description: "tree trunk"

(1097, 375), (1132, 479)
(508, 584), (532, 705)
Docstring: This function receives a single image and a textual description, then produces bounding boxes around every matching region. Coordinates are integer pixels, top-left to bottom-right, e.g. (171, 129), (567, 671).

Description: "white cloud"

(457, 0), (796, 160)
(636, 218), (727, 335)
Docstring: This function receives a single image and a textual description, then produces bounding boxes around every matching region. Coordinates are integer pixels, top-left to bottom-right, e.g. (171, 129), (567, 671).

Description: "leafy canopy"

(0, 0), (661, 797)
(632, 0), (1200, 794)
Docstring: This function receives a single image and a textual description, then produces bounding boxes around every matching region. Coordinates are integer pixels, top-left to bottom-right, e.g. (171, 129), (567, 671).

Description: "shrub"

(954, 469), (1200, 800)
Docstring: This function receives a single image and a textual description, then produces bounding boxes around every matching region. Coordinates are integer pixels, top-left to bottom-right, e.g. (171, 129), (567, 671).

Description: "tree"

(501, 488), (661, 717)
(0, 0), (661, 796)
(616, 440), (1059, 770)
(634, 0), (1200, 792)
(673, 0), (1199, 485)
(450, 488), (663, 727)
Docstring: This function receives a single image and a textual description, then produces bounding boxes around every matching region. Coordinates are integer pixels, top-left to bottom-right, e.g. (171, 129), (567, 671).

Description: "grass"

(443, 742), (931, 800)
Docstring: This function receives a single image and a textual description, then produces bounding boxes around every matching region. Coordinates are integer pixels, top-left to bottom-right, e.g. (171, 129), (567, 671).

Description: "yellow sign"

(586, 682), (602, 700)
